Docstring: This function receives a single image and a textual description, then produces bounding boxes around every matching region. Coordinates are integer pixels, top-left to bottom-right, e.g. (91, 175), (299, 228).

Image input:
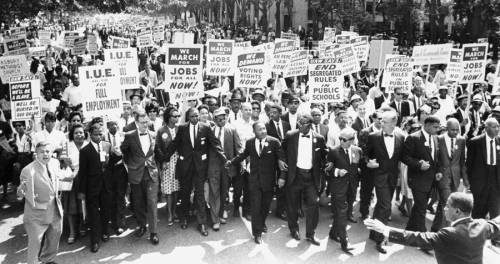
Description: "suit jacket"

(437, 135), (468, 191)
(402, 130), (440, 192)
(19, 159), (71, 224)
(366, 130), (404, 188)
(281, 112), (298, 129)
(312, 123), (328, 141)
(266, 119), (291, 142)
(154, 125), (177, 164)
(327, 145), (362, 192)
(388, 217), (500, 264)
(452, 108), (467, 136)
(208, 124), (243, 178)
(389, 100), (411, 126)
(231, 136), (285, 192)
(351, 116), (369, 133)
(466, 134), (500, 194)
(120, 130), (158, 184)
(78, 141), (111, 196)
(172, 122), (226, 181)
(281, 130), (327, 192)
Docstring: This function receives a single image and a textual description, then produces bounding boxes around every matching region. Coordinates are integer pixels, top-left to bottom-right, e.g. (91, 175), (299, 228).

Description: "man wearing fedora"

(228, 92), (243, 124)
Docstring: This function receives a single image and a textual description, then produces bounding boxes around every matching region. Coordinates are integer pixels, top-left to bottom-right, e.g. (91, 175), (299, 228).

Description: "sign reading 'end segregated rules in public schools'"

(79, 65), (123, 119)
(381, 56), (414, 93)
(206, 39), (235, 76)
(308, 58), (344, 103)
(165, 45), (204, 102)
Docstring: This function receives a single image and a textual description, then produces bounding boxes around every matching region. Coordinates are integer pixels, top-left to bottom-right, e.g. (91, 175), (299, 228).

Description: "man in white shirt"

(228, 92), (243, 124)
(31, 112), (65, 155)
(61, 74), (83, 107)
(118, 101), (133, 132)
(327, 110), (350, 148)
(435, 86), (455, 125)
(138, 64), (158, 88)
(40, 88), (60, 114)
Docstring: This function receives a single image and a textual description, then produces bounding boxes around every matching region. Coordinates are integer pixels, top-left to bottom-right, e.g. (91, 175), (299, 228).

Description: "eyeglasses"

(396, 93), (403, 96)
(340, 137), (355, 142)
(172, 115), (181, 118)
(252, 108), (260, 110)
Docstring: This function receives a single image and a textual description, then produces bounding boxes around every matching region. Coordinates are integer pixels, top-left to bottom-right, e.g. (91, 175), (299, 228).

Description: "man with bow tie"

(280, 114), (327, 246)
(434, 118), (468, 232)
(121, 109), (160, 245)
(402, 115), (442, 237)
(366, 110), (405, 253)
(325, 127), (361, 253)
(466, 118), (500, 247)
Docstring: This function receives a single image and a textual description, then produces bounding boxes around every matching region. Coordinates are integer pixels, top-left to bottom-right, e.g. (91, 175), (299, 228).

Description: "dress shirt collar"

(90, 141), (100, 151)
(451, 216), (472, 227)
(486, 134), (496, 143)
(422, 129), (431, 142)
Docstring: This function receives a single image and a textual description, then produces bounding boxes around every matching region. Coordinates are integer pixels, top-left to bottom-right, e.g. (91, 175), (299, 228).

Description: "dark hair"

(90, 117), (103, 126)
(250, 100), (261, 109)
(44, 112), (57, 122)
(89, 123), (102, 134)
(266, 78), (275, 87)
(69, 111), (83, 122)
(269, 102), (282, 113)
(163, 106), (178, 124)
(145, 103), (159, 115)
(252, 121), (265, 131)
(448, 192), (473, 214)
(424, 115), (441, 125)
(197, 104), (209, 112)
(69, 123), (85, 141)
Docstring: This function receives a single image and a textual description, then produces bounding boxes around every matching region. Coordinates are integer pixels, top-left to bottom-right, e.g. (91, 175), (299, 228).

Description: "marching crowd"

(2, 16), (500, 264)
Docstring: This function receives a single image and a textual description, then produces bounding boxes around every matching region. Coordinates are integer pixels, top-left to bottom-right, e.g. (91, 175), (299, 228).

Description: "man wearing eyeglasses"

(325, 127), (361, 253)
(389, 87), (412, 127)
(366, 110), (405, 253)
(280, 114), (327, 246)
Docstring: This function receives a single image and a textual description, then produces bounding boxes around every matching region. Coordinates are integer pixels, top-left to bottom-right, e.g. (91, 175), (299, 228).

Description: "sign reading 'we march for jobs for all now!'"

(206, 39), (235, 76)
(165, 45), (204, 103)
(460, 43), (488, 84)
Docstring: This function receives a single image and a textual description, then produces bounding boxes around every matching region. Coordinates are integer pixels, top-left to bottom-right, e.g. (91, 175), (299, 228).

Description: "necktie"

(217, 127), (222, 140)
(140, 133), (147, 136)
(315, 125), (319, 133)
(450, 138), (455, 157)
(276, 122), (282, 140)
(112, 134), (116, 147)
(97, 142), (100, 153)
(490, 139), (494, 165)
(46, 164), (52, 180)
(345, 148), (350, 164)
(259, 139), (263, 156)
(384, 133), (393, 137)
(235, 112), (237, 120)
(301, 134), (310, 138)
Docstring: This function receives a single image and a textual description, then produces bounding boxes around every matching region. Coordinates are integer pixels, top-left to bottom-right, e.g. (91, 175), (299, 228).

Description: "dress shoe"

(348, 216), (358, 223)
(427, 205), (435, 214)
(254, 235), (263, 244)
(150, 233), (159, 245)
(398, 205), (408, 217)
(329, 233), (340, 242)
(341, 240), (354, 253)
(220, 217), (227, 224)
(419, 248), (433, 255)
(135, 226), (147, 237)
(101, 234), (110, 242)
(276, 212), (287, 221)
(115, 227), (124, 235)
(291, 231), (300, 241)
(167, 217), (174, 226)
(67, 235), (75, 244)
(306, 236), (320, 246)
(90, 243), (99, 253)
(180, 220), (188, 230)
(262, 225), (268, 233)
(198, 224), (209, 236)
(222, 210), (228, 220)
(212, 223), (220, 231)
(375, 242), (387, 254)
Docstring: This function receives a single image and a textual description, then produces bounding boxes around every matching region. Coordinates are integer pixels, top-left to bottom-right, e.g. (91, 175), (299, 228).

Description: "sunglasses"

(340, 137), (355, 142)
(252, 108), (260, 110)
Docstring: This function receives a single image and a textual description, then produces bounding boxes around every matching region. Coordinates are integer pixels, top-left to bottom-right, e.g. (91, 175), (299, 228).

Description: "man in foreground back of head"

(365, 192), (500, 264)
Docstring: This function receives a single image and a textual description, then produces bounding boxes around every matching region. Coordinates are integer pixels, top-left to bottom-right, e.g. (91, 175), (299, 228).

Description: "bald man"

(466, 118), (500, 246)
(433, 118), (468, 231)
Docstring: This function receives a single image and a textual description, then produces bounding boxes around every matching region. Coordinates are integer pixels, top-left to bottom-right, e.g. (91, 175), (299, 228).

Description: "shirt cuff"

(383, 227), (390, 238)
(334, 168), (339, 177)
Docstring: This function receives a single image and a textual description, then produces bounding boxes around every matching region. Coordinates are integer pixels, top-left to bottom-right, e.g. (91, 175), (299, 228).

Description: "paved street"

(1, 192), (498, 264)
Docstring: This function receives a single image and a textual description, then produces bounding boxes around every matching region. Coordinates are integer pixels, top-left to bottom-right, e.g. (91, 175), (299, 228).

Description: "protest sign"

(381, 56), (414, 93)
(29, 47), (46, 58)
(234, 41), (251, 48)
(335, 35), (351, 45)
(7, 27), (27, 40)
(39, 30), (52, 46)
(136, 27), (153, 47)
(10, 78), (41, 121)
(351, 36), (369, 62)
(323, 27), (336, 43)
(281, 32), (300, 48)
(173, 31), (194, 44)
(165, 45), (204, 102)
(272, 39), (295, 74)
(0, 55), (30, 83)
(494, 63), (500, 93)
(87, 33), (98, 54)
(367, 39), (394, 69)
(103, 48), (139, 90)
(63, 31), (80, 49)
(235, 50), (271, 94)
(73, 37), (87, 56)
(332, 45), (360, 76)
(445, 49), (462, 83)
(109, 36), (130, 49)
(283, 50), (309, 78)
(206, 39), (235, 76)
(412, 43), (452, 65)
(153, 25), (165, 42)
(478, 38), (488, 43)
(460, 43), (488, 84)
(4, 37), (29, 56)
(308, 58), (344, 103)
(79, 65), (123, 119)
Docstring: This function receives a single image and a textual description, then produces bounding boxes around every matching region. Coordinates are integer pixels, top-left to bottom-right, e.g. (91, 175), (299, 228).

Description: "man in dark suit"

(226, 122), (286, 244)
(433, 118), (468, 231)
(403, 115), (441, 235)
(123, 106), (155, 132)
(366, 110), (405, 253)
(281, 95), (300, 129)
(281, 114), (327, 246)
(453, 94), (469, 136)
(207, 108), (242, 230)
(265, 103), (291, 220)
(351, 104), (371, 133)
(326, 127), (362, 253)
(120, 109), (160, 245)
(366, 192), (500, 264)
(466, 118), (500, 246)
(358, 112), (381, 220)
(467, 94), (487, 139)
(311, 107), (328, 140)
(172, 107), (226, 236)
(78, 124), (111, 253)
(389, 87), (412, 126)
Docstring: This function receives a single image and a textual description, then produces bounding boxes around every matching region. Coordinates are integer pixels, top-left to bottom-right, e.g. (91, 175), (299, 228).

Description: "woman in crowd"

(145, 103), (163, 131)
(61, 123), (88, 244)
(155, 106), (181, 226)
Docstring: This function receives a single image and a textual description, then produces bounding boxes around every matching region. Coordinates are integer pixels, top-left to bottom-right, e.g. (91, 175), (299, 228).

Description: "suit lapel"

(37, 161), (55, 192)
(134, 130), (146, 157)
(378, 131), (389, 159)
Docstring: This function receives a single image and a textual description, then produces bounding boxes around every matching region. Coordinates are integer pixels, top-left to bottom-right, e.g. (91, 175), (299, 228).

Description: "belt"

(297, 168), (312, 173)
